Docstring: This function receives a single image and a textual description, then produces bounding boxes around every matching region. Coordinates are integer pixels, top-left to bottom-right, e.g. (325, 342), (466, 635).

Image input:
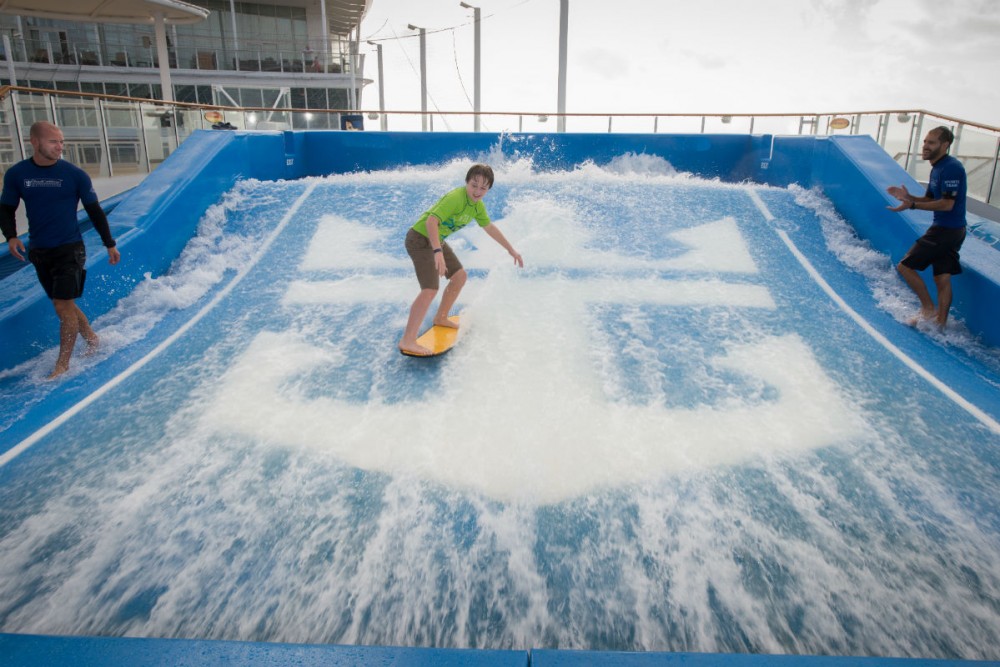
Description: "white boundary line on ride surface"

(746, 188), (1000, 436)
(0, 180), (320, 468)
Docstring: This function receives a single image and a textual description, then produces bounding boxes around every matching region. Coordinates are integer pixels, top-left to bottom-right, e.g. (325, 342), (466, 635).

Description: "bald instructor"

(1, 121), (121, 378)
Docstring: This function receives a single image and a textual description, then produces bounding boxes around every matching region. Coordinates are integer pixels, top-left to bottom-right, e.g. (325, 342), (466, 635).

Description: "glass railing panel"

(700, 115), (754, 134)
(745, 116), (802, 136)
(13, 91), (51, 128)
(953, 125), (1000, 204)
(0, 94), (18, 173)
(136, 102), (173, 169)
(651, 116), (704, 134)
(51, 94), (105, 177)
(102, 101), (145, 176)
(604, 115), (658, 134)
(880, 112), (921, 169)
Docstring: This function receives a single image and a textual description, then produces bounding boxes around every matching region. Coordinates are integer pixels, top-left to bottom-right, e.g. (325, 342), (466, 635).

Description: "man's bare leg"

(74, 302), (101, 354)
(50, 299), (81, 378)
(897, 262), (936, 325)
(933, 273), (953, 328)
(399, 288), (438, 355)
(433, 269), (466, 329)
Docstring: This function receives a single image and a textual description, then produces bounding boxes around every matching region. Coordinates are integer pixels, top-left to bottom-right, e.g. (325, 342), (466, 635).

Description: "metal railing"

(1, 86), (998, 206)
(5, 36), (357, 75)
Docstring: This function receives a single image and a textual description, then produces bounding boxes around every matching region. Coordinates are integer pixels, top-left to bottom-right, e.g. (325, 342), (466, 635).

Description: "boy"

(399, 164), (523, 356)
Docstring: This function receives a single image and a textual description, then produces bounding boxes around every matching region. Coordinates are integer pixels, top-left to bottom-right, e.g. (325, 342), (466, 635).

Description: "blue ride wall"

(2, 129), (998, 369)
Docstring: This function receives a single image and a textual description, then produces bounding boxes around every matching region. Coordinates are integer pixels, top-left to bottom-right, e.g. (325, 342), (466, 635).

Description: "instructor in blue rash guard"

(1, 121), (121, 378)
(886, 125), (967, 329)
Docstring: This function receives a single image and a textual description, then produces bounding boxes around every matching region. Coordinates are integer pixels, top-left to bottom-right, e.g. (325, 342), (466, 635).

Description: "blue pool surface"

(0, 131), (999, 665)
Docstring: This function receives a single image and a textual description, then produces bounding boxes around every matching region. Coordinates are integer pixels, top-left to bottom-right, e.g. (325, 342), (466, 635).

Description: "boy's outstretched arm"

(483, 224), (523, 267)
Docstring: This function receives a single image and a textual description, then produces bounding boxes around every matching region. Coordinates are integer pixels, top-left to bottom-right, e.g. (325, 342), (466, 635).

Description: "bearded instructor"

(886, 125), (967, 329)
(1, 121), (121, 378)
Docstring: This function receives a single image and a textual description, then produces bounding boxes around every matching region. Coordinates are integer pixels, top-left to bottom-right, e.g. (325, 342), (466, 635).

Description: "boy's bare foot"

(399, 340), (434, 357)
(433, 316), (459, 329)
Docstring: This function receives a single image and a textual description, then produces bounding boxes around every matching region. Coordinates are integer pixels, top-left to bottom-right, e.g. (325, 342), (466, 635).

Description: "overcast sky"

(357, 0), (1000, 131)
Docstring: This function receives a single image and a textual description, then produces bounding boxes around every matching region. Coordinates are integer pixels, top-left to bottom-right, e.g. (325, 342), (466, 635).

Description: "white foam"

(4, 160), (999, 656)
(201, 321), (864, 505)
(300, 214), (409, 271)
(791, 184), (1000, 374)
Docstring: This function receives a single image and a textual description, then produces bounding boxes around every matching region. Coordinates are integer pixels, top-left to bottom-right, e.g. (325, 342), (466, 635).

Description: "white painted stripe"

(0, 181), (320, 467)
(748, 189), (1000, 435)
(747, 189), (775, 221)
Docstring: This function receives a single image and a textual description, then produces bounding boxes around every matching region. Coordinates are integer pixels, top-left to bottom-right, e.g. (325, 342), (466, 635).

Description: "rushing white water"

(1, 155), (999, 659)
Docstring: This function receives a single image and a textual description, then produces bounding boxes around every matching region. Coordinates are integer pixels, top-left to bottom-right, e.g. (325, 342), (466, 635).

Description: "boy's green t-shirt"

(411, 186), (491, 239)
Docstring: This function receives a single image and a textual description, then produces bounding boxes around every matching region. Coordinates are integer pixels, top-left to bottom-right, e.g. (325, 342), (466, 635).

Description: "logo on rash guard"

(24, 179), (63, 188)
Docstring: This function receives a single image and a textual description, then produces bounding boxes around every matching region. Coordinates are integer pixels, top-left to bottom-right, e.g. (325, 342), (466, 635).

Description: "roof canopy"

(0, 0), (209, 25)
(327, 0), (371, 37)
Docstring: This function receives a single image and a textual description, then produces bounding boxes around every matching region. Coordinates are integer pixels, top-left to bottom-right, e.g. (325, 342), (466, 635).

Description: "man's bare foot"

(907, 308), (936, 327)
(84, 333), (100, 356)
(47, 363), (70, 380)
(433, 316), (459, 329)
(399, 340), (434, 357)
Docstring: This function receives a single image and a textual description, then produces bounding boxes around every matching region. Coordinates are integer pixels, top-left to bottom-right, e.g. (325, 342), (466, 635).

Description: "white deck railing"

(2, 86), (998, 206)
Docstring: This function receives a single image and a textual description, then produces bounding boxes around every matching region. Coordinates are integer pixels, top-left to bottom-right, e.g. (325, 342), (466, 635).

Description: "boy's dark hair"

(932, 125), (955, 147)
(466, 163), (494, 188)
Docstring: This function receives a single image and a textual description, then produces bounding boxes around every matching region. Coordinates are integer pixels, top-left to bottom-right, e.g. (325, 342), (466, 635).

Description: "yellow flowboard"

(401, 315), (461, 357)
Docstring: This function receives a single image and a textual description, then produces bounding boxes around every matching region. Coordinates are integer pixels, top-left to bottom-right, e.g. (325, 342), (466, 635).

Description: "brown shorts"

(405, 228), (463, 290)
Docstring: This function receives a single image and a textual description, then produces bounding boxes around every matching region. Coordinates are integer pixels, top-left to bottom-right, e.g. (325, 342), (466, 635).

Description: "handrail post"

(97, 97), (114, 178)
(137, 102), (152, 174)
(7, 89), (25, 161)
(903, 113), (918, 173)
(556, 0), (568, 132)
(988, 136), (999, 206)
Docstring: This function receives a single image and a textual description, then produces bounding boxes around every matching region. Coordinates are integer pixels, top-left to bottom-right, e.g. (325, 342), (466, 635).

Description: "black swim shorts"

(900, 226), (966, 276)
(28, 241), (87, 300)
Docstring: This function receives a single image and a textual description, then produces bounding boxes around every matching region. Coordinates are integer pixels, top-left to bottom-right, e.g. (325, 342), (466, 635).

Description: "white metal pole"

(557, 0), (568, 133)
(228, 0), (240, 68)
(153, 13), (174, 102)
(2, 35), (17, 86)
(408, 24), (427, 131)
(319, 0), (329, 71)
(460, 3), (481, 131)
(349, 27), (357, 110)
(367, 41), (387, 131)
